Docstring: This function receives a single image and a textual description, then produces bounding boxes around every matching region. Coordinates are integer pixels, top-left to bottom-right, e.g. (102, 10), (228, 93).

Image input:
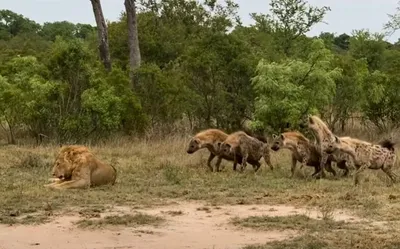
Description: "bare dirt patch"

(0, 200), (364, 249)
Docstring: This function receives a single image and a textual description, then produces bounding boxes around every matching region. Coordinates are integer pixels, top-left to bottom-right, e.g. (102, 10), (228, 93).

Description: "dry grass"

(2, 135), (400, 246)
(231, 214), (347, 232)
(75, 213), (165, 229)
(243, 231), (400, 249)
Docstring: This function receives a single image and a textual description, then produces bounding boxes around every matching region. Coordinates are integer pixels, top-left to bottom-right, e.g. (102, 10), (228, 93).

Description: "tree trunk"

(124, 0), (141, 89)
(90, 0), (112, 72)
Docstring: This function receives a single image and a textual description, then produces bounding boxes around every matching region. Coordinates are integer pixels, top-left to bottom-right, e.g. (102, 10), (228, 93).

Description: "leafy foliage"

(0, 0), (400, 143)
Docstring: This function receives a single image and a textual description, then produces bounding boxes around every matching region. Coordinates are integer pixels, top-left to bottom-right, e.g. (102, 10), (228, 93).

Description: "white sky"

(1, 0), (399, 42)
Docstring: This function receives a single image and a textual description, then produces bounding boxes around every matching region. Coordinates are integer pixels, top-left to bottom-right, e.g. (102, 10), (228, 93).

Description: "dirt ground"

(0, 200), (364, 249)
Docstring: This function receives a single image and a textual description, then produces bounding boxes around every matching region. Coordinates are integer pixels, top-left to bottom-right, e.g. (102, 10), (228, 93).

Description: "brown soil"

(0, 201), (363, 249)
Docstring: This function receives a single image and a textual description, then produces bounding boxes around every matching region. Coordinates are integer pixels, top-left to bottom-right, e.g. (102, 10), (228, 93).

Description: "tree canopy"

(0, 0), (399, 144)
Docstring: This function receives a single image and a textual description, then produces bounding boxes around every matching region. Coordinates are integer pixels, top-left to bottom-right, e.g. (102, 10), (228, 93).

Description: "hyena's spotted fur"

(270, 131), (347, 178)
(326, 136), (397, 186)
(217, 131), (274, 172)
(306, 115), (351, 177)
(186, 129), (230, 172)
(187, 128), (251, 172)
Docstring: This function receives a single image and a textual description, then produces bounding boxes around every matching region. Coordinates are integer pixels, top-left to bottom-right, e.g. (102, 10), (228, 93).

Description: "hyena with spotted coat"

(325, 136), (397, 186)
(186, 129), (229, 172)
(306, 115), (352, 177)
(217, 131), (274, 172)
(270, 131), (348, 178)
(187, 129), (254, 172)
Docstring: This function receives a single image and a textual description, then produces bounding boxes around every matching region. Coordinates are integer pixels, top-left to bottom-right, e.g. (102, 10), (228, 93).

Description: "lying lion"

(44, 145), (117, 190)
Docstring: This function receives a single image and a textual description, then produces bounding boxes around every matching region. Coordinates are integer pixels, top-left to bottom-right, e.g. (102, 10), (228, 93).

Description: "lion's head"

(51, 154), (73, 180)
(51, 145), (90, 180)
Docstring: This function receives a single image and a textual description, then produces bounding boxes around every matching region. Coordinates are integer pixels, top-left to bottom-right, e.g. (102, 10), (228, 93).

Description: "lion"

(44, 145), (117, 190)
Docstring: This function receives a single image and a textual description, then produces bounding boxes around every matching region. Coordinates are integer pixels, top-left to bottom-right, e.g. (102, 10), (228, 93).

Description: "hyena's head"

(186, 138), (201, 154)
(324, 135), (341, 154)
(306, 115), (319, 131)
(217, 142), (234, 157)
(270, 134), (285, 151)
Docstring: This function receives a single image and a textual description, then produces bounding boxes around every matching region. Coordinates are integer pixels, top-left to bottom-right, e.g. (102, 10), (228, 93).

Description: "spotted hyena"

(325, 136), (397, 186)
(306, 115), (352, 177)
(270, 131), (346, 178)
(187, 129), (230, 172)
(217, 131), (273, 172)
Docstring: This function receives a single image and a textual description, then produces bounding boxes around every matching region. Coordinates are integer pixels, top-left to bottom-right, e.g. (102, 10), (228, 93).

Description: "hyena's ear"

(280, 134), (284, 140)
(334, 135), (340, 143)
(272, 134), (278, 139)
(308, 116), (314, 124)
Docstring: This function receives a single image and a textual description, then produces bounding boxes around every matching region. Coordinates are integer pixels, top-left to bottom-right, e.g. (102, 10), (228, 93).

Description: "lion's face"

(51, 156), (72, 180)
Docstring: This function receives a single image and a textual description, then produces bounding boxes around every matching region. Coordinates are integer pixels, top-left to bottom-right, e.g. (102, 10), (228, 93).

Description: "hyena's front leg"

(290, 155), (297, 178)
(215, 156), (223, 172)
(318, 152), (329, 178)
(324, 160), (337, 177)
(299, 156), (309, 178)
(232, 154), (238, 171)
(263, 149), (274, 171)
(206, 152), (216, 172)
(240, 152), (248, 172)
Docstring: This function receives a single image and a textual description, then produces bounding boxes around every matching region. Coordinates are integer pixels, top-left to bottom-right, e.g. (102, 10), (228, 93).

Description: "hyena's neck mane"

(311, 115), (335, 141)
(283, 132), (310, 145)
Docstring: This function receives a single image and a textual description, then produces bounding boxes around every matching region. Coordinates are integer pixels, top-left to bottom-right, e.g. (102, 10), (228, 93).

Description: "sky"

(1, 0), (399, 42)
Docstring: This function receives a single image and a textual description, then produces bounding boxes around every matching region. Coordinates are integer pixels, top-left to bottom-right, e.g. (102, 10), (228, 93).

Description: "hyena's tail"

(379, 139), (396, 151)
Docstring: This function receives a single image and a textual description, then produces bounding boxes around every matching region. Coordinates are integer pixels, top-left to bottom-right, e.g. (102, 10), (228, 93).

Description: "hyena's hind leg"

(239, 150), (248, 172)
(353, 164), (367, 186)
(251, 161), (262, 172)
(381, 164), (397, 186)
(336, 160), (349, 177)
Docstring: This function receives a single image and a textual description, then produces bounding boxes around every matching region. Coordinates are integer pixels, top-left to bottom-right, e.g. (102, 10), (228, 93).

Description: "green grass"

(75, 213), (165, 228)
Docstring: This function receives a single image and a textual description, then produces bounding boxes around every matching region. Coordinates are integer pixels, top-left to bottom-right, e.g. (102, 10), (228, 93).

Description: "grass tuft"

(75, 213), (165, 228)
(231, 214), (346, 232)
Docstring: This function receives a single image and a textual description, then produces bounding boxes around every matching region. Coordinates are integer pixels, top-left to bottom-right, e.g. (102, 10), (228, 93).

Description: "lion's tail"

(110, 164), (117, 185)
